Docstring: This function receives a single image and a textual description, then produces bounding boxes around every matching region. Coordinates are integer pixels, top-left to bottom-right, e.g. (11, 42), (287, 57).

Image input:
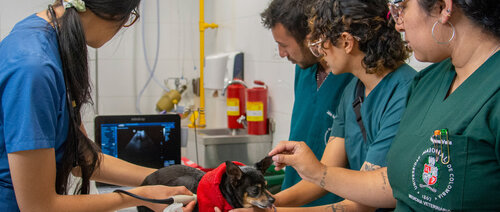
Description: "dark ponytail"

(48, 0), (141, 195)
(309, 0), (410, 75)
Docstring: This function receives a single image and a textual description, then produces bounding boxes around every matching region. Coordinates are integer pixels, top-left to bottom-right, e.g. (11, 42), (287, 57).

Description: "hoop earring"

(432, 20), (456, 44)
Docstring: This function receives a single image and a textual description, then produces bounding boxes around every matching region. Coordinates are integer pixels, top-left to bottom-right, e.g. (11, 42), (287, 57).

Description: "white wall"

(90, 1), (205, 141)
(87, 0), (297, 144)
(205, 0), (296, 143)
(1, 0), (431, 148)
(0, 1), (46, 39)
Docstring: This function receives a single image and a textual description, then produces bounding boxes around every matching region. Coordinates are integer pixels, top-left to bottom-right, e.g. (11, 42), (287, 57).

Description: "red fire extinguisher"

(225, 79), (247, 129)
(247, 80), (268, 135)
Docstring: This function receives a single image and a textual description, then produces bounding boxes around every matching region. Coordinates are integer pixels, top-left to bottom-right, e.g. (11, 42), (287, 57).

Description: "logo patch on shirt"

(408, 135), (456, 212)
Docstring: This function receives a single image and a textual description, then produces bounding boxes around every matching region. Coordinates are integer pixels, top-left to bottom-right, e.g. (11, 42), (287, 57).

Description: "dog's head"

(222, 156), (275, 209)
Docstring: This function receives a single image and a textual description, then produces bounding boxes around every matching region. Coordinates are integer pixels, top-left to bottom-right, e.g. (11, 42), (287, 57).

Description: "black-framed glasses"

(123, 9), (139, 27)
(388, 0), (406, 25)
(308, 38), (324, 58)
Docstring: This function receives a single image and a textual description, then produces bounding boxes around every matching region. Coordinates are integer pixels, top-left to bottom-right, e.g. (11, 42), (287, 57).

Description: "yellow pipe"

(195, 0), (218, 128)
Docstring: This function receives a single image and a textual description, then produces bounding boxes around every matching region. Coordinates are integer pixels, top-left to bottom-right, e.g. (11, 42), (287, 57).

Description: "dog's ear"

(255, 156), (273, 175)
(225, 161), (243, 184)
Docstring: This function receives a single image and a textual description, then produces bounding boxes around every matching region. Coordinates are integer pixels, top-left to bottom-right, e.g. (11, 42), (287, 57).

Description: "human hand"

(134, 185), (193, 212)
(182, 201), (196, 212)
(268, 141), (324, 181)
(214, 206), (271, 212)
(230, 208), (271, 212)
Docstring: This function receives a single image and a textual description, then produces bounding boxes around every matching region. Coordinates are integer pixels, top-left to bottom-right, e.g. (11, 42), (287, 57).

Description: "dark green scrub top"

(331, 64), (416, 170)
(387, 53), (500, 211)
(283, 64), (353, 206)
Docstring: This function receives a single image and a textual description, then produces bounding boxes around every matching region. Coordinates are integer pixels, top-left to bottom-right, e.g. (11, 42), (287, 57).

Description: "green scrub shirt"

(387, 53), (500, 211)
(283, 64), (353, 206)
(331, 64), (416, 170)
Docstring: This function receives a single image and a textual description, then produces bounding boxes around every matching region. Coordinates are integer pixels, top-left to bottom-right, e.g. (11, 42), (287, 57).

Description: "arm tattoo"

(380, 170), (388, 191)
(319, 165), (327, 188)
(326, 203), (346, 212)
(361, 162), (381, 171)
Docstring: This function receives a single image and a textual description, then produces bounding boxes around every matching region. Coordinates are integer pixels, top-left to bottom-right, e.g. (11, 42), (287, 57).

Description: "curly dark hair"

(417, 0), (500, 39)
(261, 0), (318, 44)
(309, 0), (410, 75)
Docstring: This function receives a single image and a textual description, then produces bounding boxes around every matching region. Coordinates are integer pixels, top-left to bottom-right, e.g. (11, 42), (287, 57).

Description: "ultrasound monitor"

(95, 114), (181, 169)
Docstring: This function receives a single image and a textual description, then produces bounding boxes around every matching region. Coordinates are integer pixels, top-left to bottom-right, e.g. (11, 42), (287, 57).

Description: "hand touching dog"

(269, 141), (325, 182)
(127, 185), (196, 212)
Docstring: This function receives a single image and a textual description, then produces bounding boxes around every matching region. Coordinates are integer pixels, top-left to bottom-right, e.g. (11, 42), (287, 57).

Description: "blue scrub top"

(283, 64), (353, 206)
(331, 64), (416, 170)
(0, 14), (69, 211)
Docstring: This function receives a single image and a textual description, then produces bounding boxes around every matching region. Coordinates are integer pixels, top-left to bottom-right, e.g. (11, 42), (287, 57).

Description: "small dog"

(138, 157), (275, 212)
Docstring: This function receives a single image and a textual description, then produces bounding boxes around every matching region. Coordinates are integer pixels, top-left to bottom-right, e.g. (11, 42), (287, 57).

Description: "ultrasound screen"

(99, 122), (180, 168)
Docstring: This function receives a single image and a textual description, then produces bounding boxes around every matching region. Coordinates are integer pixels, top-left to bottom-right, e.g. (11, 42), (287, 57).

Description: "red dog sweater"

(197, 162), (245, 212)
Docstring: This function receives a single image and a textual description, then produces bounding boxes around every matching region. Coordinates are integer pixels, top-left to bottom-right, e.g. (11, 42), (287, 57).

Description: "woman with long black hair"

(0, 0), (195, 211)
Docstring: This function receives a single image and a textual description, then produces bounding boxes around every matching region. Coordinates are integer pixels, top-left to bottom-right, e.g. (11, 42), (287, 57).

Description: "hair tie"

(63, 0), (86, 12)
(386, 11), (391, 21)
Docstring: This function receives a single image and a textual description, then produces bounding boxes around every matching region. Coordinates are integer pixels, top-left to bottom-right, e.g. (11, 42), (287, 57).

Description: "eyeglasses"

(308, 39), (324, 58)
(388, 0), (406, 25)
(123, 9), (139, 27)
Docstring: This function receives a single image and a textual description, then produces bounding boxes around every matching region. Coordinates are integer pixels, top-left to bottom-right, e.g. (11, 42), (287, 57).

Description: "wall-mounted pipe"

(196, 0), (218, 128)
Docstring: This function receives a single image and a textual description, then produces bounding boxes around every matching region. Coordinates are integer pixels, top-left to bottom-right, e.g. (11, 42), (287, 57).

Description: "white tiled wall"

(87, 0), (298, 144)
(205, 0), (296, 143)
(1, 0), (431, 147)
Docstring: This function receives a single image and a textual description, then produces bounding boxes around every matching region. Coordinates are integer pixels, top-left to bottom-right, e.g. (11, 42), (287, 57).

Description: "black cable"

(113, 189), (174, 204)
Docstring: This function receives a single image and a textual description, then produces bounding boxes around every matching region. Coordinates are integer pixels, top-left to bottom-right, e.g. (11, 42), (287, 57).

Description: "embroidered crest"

(420, 156), (438, 192)
(408, 132), (457, 211)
